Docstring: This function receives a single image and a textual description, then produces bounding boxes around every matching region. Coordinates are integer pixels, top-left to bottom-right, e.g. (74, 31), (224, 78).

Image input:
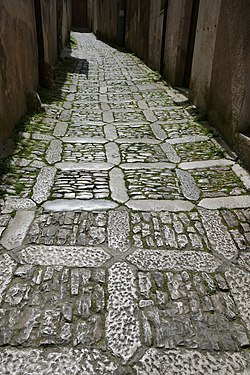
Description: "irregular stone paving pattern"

(0, 32), (250, 373)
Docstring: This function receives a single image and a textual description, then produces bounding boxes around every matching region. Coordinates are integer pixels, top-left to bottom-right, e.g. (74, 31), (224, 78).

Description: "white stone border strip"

(108, 211), (130, 252)
(176, 169), (200, 201)
(126, 199), (194, 212)
(45, 140), (62, 164)
(107, 262), (141, 362)
(232, 164), (250, 190)
(104, 125), (118, 140)
(109, 168), (129, 203)
(116, 138), (161, 145)
(166, 135), (209, 145)
(120, 162), (175, 170)
(161, 143), (180, 163)
(134, 348), (250, 374)
(32, 167), (56, 204)
(105, 143), (121, 165)
(53, 122), (68, 137)
(56, 162), (113, 171)
(2, 198), (36, 213)
(199, 196), (250, 209)
(62, 137), (107, 144)
(42, 199), (118, 211)
(0, 211), (35, 250)
(20, 245), (111, 268)
(151, 124), (167, 140)
(127, 249), (223, 272)
(179, 159), (235, 170)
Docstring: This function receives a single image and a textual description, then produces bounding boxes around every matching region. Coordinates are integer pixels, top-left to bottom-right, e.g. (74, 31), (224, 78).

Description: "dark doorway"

(183, 0), (200, 88)
(72, 0), (89, 30)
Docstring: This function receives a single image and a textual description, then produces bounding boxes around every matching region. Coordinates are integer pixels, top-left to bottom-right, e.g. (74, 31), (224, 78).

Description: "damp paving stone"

(225, 267), (250, 332)
(51, 170), (110, 200)
(32, 167), (56, 204)
(0, 266), (107, 347)
(124, 169), (183, 200)
(130, 211), (208, 250)
(119, 143), (170, 163)
(200, 209), (238, 260)
(62, 143), (107, 163)
(107, 211), (130, 252)
(0, 348), (118, 374)
(116, 124), (156, 139)
(134, 349), (250, 374)
(20, 245), (110, 267)
(72, 110), (103, 123)
(27, 211), (108, 246)
(127, 250), (222, 272)
(106, 262), (141, 362)
(191, 167), (248, 198)
(137, 270), (249, 351)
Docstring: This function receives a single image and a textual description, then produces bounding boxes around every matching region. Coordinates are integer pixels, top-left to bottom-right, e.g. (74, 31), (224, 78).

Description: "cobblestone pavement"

(0, 33), (250, 374)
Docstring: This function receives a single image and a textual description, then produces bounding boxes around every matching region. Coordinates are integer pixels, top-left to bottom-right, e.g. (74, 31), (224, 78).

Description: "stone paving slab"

(0, 32), (250, 373)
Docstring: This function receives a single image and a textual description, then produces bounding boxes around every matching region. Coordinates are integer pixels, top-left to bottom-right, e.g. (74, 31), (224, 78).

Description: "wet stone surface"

(27, 211), (108, 246)
(137, 270), (249, 351)
(0, 266), (106, 347)
(52, 170), (110, 199)
(124, 169), (183, 200)
(0, 32), (250, 372)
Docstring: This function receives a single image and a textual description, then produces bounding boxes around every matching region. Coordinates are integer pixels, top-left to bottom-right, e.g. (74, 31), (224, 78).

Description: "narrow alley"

(0, 33), (250, 374)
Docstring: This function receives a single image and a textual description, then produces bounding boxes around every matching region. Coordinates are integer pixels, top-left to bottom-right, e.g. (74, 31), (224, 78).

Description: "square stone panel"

(107, 93), (140, 102)
(116, 124), (156, 139)
(27, 212), (108, 246)
(160, 121), (206, 139)
(154, 109), (185, 122)
(174, 141), (225, 162)
(113, 111), (146, 123)
(192, 167), (248, 198)
(0, 266), (106, 347)
(62, 143), (107, 163)
(131, 211), (208, 250)
(120, 144), (169, 163)
(52, 170), (110, 200)
(124, 169), (183, 200)
(138, 270), (249, 351)
(109, 101), (139, 110)
(72, 111), (103, 123)
(1, 166), (39, 198)
(65, 124), (105, 138)
(14, 139), (49, 164)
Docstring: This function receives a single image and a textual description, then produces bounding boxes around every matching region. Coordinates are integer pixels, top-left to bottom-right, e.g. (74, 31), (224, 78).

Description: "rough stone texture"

(200, 209), (238, 260)
(20, 246), (110, 267)
(134, 349), (250, 374)
(107, 262), (141, 362)
(110, 168), (129, 203)
(128, 250), (222, 272)
(0, 254), (17, 304)
(2, 198), (36, 213)
(32, 167), (56, 204)
(0, 211), (35, 250)
(176, 169), (200, 201)
(0, 348), (118, 374)
(225, 267), (250, 332)
(108, 211), (130, 252)
(45, 140), (62, 164)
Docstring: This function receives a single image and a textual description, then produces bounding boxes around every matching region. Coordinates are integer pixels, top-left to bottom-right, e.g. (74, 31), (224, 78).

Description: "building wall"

(148, 0), (164, 71)
(0, 0), (39, 145)
(0, 0), (71, 147)
(95, 0), (119, 45)
(41, 0), (58, 65)
(163, 0), (193, 86)
(207, 0), (250, 169)
(189, 0), (221, 109)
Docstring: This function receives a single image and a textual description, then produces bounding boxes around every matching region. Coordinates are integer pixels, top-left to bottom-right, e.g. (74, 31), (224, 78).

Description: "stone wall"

(0, 0), (71, 147)
(95, 0), (119, 45)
